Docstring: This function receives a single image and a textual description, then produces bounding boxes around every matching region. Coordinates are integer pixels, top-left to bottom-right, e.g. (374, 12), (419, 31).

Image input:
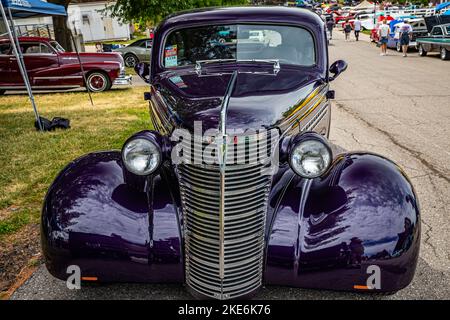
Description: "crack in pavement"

(337, 94), (450, 102)
(421, 215), (439, 258)
(335, 102), (450, 185)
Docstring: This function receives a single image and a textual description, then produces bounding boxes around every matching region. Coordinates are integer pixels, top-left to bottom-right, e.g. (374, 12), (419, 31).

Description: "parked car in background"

(248, 30), (265, 42)
(41, 7), (420, 300)
(0, 37), (131, 94)
(371, 18), (428, 52)
(390, 19), (428, 52)
(370, 21), (384, 42)
(335, 12), (355, 24)
(113, 38), (152, 67)
(417, 24), (450, 60)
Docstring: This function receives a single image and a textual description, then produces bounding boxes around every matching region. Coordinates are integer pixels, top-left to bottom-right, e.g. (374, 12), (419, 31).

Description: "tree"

(47, 0), (73, 51)
(107, 0), (249, 25)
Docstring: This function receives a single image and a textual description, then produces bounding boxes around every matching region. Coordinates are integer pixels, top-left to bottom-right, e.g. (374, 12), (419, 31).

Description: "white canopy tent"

(354, 0), (376, 10)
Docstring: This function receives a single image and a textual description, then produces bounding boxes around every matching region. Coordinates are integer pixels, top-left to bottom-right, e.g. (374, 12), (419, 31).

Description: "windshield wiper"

(195, 59), (236, 75)
(194, 58), (281, 76)
(237, 59), (281, 75)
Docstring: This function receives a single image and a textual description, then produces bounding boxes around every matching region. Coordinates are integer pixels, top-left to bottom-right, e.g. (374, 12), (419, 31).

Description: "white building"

(12, 1), (130, 42)
(68, 1), (130, 42)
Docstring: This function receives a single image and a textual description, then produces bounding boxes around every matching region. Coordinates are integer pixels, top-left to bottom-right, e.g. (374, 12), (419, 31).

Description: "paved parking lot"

(11, 31), (450, 300)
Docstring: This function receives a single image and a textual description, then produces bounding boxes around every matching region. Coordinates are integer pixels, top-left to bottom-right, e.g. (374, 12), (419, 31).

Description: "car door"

(388, 27), (397, 48)
(136, 40), (152, 62)
(430, 26), (443, 51)
(10, 42), (60, 87)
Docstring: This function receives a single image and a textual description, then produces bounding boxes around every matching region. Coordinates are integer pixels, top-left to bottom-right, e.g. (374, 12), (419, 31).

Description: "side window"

(21, 43), (54, 54)
(23, 44), (41, 54)
(139, 41), (151, 48)
(40, 43), (53, 54)
(0, 43), (11, 55)
(432, 27), (443, 36)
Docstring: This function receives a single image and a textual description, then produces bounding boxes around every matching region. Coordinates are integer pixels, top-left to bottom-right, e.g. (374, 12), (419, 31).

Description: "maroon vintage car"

(0, 36), (131, 94)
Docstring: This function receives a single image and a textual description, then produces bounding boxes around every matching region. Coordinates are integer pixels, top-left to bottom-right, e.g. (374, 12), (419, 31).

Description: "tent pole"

(68, 31), (94, 106)
(0, 4), (43, 131)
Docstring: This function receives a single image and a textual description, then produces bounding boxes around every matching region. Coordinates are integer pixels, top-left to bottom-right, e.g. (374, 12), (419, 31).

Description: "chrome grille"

(177, 130), (278, 299)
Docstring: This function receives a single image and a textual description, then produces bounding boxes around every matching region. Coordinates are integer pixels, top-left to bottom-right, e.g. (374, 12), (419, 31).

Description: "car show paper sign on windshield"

(165, 45), (178, 67)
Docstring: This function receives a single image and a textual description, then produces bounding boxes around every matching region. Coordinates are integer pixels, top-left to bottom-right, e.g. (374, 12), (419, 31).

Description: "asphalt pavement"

(11, 31), (450, 300)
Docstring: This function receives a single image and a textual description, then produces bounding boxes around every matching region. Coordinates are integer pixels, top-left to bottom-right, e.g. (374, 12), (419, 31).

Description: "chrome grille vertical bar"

(218, 71), (238, 285)
(218, 133), (226, 281)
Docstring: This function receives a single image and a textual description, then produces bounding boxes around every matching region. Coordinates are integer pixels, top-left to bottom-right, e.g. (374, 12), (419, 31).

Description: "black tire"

(418, 44), (427, 56)
(0, 89), (5, 95)
(123, 53), (139, 67)
(86, 71), (111, 92)
(440, 47), (450, 60)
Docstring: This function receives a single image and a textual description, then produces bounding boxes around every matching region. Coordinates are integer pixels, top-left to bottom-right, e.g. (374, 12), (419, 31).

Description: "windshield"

(50, 41), (65, 53)
(163, 24), (315, 68)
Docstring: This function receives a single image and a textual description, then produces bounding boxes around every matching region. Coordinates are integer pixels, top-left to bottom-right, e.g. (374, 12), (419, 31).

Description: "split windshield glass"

(163, 24), (315, 68)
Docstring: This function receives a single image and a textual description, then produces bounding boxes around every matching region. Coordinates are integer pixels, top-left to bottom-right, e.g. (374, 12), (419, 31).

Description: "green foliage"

(107, 0), (249, 25)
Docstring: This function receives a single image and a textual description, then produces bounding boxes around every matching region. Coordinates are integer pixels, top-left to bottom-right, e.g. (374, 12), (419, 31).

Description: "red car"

(0, 37), (131, 94)
(335, 13), (355, 24)
(370, 22), (383, 42)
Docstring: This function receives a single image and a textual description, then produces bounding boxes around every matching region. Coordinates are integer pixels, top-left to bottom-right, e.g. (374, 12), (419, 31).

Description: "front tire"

(440, 47), (450, 60)
(0, 89), (5, 95)
(418, 44), (427, 56)
(124, 53), (139, 67)
(86, 71), (111, 92)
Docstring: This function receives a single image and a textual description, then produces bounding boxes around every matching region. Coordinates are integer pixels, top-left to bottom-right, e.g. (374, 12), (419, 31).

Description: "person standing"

(378, 20), (390, 56)
(326, 18), (335, 40)
(399, 22), (413, 57)
(343, 20), (352, 41)
(353, 17), (362, 41)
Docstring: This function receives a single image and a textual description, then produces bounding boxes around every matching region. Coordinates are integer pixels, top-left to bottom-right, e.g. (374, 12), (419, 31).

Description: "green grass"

(126, 66), (137, 75)
(0, 87), (150, 238)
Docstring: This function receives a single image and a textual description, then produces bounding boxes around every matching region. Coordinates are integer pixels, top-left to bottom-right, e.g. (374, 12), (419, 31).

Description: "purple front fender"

(41, 151), (184, 283)
(264, 152), (420, 293)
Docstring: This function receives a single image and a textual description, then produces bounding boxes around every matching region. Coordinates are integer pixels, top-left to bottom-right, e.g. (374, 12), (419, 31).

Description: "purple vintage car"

(41, 7), (420, 299)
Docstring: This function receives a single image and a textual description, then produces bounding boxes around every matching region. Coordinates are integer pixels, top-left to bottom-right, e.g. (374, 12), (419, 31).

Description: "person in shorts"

(353, 17), (362, 41)
(399, 22), (413, 57)
(378, 20), (390, 56)
(326, 18), (335, 39)
(343, 20), (352, 41)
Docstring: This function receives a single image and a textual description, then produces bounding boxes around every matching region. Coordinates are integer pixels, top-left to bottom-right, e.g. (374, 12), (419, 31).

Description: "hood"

(155, 65), (326, 133)
(59, 52), (123, 64)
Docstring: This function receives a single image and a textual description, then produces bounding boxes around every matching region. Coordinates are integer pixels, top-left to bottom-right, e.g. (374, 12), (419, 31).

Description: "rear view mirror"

(134, 62), (150, 83)
(329, 60), (348, 81)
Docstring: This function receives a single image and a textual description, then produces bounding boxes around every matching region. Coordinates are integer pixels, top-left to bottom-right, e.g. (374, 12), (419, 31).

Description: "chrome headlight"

(289, 133), (332, 179)
(122, 136), (161, 175)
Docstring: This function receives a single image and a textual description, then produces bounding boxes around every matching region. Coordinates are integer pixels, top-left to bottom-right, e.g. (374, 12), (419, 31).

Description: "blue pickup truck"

(417, 23), (450, 60)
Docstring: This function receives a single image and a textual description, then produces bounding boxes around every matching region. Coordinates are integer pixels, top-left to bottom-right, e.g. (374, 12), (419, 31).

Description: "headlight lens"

(290, 139), (331, 178)
(122, 138), (161, 175)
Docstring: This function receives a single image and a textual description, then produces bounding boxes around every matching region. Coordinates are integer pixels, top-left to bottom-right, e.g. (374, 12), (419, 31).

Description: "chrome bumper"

(113, 75), (132, 86)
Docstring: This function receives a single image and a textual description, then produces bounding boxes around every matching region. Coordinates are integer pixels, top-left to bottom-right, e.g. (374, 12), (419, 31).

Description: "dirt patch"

(0, 206), (20, 221)
(0, 223), (41, 298)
